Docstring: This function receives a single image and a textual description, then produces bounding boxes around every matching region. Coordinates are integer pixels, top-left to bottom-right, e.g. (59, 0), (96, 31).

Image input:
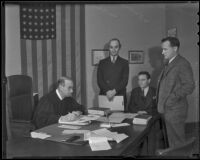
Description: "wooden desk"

(6, 114), (166, 158)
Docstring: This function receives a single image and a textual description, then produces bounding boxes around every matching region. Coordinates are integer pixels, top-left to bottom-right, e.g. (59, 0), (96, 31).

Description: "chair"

(6, 75), (38, 139)
(156, 137), (197, 157)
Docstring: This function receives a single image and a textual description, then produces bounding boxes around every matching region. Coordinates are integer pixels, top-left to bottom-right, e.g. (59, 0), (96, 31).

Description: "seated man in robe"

(33, 77), (86, 129)
(127, 71), (157, 114)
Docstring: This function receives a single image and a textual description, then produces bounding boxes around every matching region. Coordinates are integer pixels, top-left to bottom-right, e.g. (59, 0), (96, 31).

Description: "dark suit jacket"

(157, 55), (195, 122)
(97, 56), (129, 96)
(128, 87), (157, 114)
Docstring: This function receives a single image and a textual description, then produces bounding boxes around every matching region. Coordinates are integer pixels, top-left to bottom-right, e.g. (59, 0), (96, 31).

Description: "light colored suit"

(156, 54), (195, 147)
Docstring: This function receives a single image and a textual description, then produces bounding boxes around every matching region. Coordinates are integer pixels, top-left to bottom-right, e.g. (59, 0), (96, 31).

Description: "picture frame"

(167, 27), (177, 37)
(128, 50), (144, 64)
(92, 49), (109, 66)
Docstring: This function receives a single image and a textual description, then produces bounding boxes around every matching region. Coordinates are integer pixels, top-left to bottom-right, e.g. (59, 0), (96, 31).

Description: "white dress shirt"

(142, 86), (149, 97)
(56, 89), (63, 100)
(169, 55), (177, 64)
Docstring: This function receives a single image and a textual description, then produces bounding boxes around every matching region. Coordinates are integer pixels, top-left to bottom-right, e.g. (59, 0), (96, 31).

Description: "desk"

(6, 114), (167, 158)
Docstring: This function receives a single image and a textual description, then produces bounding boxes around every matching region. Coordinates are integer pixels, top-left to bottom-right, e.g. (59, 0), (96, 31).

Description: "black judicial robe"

(127, 87), (157, 114)
(33, 91), (85, 129)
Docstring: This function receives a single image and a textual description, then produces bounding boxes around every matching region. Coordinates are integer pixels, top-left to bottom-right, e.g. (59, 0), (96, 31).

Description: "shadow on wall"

(148, 46), (164, 88)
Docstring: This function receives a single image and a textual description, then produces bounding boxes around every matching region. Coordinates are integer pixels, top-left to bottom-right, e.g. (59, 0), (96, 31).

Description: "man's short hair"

(57, 76), (72, 87)
(161, 36), (180, 49)
(109, 38), (121, 49)
(138, 71), (151, 79)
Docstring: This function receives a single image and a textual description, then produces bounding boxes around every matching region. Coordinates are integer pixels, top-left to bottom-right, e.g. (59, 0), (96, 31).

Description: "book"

(132, 114), (152, 125)
(88, 107), (111, 116)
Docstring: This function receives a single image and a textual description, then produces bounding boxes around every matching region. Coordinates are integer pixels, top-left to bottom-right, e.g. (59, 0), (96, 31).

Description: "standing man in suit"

(128, 71), (157, 114)
(97, 38), (129, 110)
(157, 37), (195, 147)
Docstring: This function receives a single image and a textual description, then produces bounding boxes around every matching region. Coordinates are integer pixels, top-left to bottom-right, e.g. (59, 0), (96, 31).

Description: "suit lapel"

(163, 55), (180, 78)
(145, 88), (153, 107)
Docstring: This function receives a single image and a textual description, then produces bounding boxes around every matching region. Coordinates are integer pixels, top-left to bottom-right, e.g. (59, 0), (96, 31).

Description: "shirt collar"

(110, 55), (118, 61)
(56, 89), (63, 100)
(169, 55), (177, 64)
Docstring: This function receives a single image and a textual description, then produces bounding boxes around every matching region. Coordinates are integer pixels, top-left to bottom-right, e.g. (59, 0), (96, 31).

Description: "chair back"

(156, 137), (197, 156)
(7, 75), (34, 121)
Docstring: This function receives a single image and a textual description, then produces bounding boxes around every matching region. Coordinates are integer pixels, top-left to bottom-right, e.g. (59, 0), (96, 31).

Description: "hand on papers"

(60, 112), (78, 122)
(72, 111), (82, 116)
(106, 89), (117, 101)
(137, 111), (147, 115)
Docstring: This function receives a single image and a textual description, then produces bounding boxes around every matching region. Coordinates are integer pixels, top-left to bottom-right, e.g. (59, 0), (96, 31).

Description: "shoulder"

(99, 57), (110, 64)
(177, 55), (191, 66)
(149, 87), (156, 93)
(39, 91), (57, 104)
(131, 87), (140, 94)
(118, 56), (128, 64)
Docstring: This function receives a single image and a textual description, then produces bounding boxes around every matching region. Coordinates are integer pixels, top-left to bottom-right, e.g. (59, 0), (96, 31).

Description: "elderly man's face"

(60, 80), (73, 97)
(109, 40), (120, 56)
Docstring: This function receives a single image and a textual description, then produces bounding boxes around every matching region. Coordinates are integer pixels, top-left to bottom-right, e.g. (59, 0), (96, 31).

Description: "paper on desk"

(84, 131), (113, 141)
(89, 137), (111, 151)
(111, 123), (130, 128)
(62, 129), (90, 134)
(111, 133), (128, 143)
(92, 128), (128, 143)
(31, 132), (51, 139)
(108, 117), (125, 123)
(58, 125), (81, 130)
(109, 112), (138, 119)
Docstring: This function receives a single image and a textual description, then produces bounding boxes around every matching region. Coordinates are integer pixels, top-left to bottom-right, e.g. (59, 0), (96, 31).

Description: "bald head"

(57, 77), (73, 98)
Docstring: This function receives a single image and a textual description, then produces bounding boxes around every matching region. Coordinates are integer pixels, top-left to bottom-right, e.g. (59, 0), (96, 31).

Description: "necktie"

(112, 56), (116, 63)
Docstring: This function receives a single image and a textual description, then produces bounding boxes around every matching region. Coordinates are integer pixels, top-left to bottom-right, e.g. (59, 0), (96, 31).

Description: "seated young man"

(127, 71), (157, 114)
(33, 77), (86, 129)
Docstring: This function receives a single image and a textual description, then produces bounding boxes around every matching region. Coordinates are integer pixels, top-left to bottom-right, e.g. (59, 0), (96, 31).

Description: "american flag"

(19, 3), (86, 105)
(20, 3), (56, 40)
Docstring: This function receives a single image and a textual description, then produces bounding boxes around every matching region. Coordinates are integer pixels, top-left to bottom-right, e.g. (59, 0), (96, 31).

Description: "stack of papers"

(109, 112), (138, 119)
(89, 137), (111, 151)
(31, 132), (51, 139)
(58, 125), (81, 129)
(62, 129), (90, 135)
(59, 115), (100, 125)
(133, 114), (152, 125)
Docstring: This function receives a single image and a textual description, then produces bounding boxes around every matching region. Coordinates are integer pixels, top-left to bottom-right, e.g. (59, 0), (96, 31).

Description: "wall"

(165, 3), (199, 122)
(5, 5), (21, 76)
(85, 4), (166, 108)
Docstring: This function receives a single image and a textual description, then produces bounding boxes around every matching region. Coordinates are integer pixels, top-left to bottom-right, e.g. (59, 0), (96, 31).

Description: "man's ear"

(148, 79), (151, 84)
(173, 46), (178, 52)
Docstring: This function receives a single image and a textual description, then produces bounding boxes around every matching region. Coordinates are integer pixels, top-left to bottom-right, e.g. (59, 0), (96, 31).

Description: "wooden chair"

(6, 75), (38, 139)
(156, 137), (197, 157)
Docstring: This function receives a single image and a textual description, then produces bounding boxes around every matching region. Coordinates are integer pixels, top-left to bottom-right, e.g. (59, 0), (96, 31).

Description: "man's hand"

(72, 111), (82, 117)
(106, 89), (117, 101)
(60, 112), (78, 122)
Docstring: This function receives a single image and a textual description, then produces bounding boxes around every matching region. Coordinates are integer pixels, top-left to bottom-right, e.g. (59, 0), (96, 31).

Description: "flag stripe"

(37, 40), (43, 97)
(31, 40), (38, 93)
(47, 39), (53, 92)
(56, 5), (62, 80)
(51, 39), (57, 84)
(70, 5), (76, 98)
(61, 5), (66, 76)
(80, 5), (86, 105)
(42, 40), (48, 94)
(65, 5), (71, 78)
(26, 40), (33, 78)
(75, 5), (81, 103)
(21, 39), (27, 75)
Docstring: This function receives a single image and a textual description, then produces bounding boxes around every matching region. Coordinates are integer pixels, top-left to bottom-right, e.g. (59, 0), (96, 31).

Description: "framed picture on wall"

(92, 49), (109, 66)
(167, 27), (177, 37)
(128, 50), (144, 64)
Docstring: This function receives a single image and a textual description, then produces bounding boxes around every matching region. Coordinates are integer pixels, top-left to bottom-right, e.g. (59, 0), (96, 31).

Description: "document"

(89, 137), (111, 151)
(31, 132), (51, 139)
(92, 128), (128, 143)
(58, 125), (82, 130)
(109, 112), (138, 119)
(108, 117), (125, 123)
(62, 129), (90, 135)
(98, 95), (124, 111)
(111, 123), (130, 128)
